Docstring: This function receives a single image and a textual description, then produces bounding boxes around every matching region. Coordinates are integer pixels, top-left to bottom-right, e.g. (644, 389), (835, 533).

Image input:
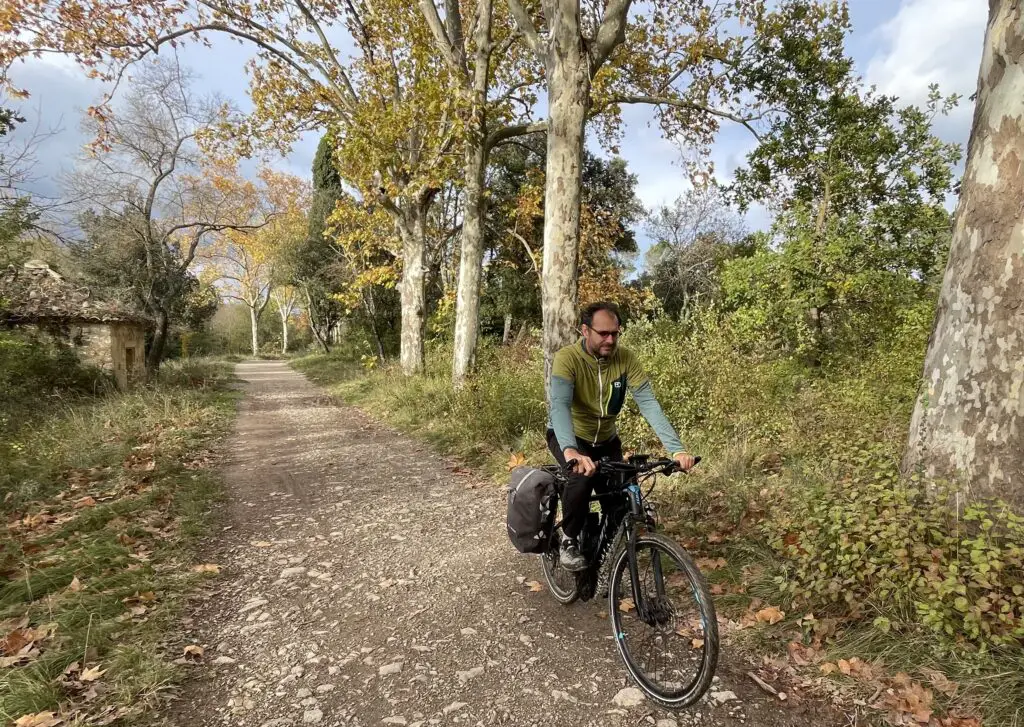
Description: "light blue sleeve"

(631, 380), (685, 455)
(549, 375), (578, 452)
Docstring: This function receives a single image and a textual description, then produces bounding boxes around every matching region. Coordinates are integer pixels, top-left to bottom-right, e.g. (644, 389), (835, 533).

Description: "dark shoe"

(560, 537), (588, 571)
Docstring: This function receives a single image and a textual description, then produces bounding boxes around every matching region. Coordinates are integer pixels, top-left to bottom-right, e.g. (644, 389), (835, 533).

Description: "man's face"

(582, 309), (621, 359)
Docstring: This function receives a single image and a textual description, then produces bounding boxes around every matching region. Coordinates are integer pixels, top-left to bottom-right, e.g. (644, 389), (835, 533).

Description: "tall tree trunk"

(451, 0), (493, 388)
(146, 309), (170, 372)
(502, 313), (513, 345)
(249, 304), (259, 356)
(904, 0), (1024, 507)
(303, 286), (331, 354)
(280, 307), (289, 354)
(399, 200), (429, 375)
(540, 32), (590, 384)
(362, 286), (386, 361)
(452, 133), (489, 385)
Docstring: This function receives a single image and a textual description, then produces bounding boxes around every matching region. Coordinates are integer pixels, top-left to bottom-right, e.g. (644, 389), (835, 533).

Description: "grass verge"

(0, 358), (239, 726)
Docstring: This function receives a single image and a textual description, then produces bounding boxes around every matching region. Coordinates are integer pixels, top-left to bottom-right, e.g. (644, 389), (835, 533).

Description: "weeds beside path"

(0, 360), (239, 726)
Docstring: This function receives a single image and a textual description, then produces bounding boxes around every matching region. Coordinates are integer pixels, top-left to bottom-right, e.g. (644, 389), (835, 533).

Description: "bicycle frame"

(549, 460), (669, 621)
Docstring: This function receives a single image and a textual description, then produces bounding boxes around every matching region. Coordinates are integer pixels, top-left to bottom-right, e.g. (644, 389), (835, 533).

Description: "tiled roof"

(0, 261), (151, 326)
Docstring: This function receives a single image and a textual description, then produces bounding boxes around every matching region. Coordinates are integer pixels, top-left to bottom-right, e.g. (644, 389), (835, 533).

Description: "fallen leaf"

(129, 605), (147, 617)
(691, 638), (705, 649)
(507, 452), (527, 471)
(706, 533), (724, 543)
(74, 496), (97, 509)
(68, 576), (84, 593)
(191, 564), (220, 574)
(80, 665), (106, 682)
(920, 667), (958, 697)
(787, 641), (817, 666)
(524, 581), (543, 592)
(1, 628), (33, 656)
(820, 662), (838, 675)
(618, 598), (636, 613)
(13, 712), (62, 727)
(710, 584), (725, 595)
(695, 557), (728, 571)
(837, 658), (852, 675)
(183, 645), (204, 661)
(755, 606), (785, 625)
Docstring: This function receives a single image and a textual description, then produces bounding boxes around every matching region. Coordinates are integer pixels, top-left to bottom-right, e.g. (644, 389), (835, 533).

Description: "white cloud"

(865, 0), (986, 110)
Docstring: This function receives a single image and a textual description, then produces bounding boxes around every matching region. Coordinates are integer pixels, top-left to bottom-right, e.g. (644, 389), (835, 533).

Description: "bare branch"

(419, 0), (466, 76)
(506, 0), (544, 60)
(607, 95), (763, 141)
(485, 120), (547, 151)
(589, 0), (633, 71)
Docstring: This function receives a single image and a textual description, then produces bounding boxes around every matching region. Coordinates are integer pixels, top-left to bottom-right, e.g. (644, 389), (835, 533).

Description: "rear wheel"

(541, 536), (579, 604)
(608, 533), (718, 708)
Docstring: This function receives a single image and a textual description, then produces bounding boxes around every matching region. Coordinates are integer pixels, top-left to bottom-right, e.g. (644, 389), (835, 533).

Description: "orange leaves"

(13, 712), (62, 727)
(507, 452), (527, 471)
(882, 674), (934, 725)
(755, 606), (785, 625)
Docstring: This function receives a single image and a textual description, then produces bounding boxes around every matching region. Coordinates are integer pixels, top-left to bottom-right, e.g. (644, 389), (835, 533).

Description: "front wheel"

(608, 533), (718, 709)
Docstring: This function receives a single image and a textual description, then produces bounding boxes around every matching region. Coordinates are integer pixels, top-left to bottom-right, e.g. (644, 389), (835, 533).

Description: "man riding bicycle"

(547, 301), (695, 571)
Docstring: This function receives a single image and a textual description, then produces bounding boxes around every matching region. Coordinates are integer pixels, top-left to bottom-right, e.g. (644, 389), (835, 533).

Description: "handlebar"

(561, 455), (701, 477)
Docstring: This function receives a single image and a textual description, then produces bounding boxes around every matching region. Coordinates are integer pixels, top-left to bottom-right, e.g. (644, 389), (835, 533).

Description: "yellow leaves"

(754, 606), (785, 625)
(79, 665), (106, 682)
(524, 581), (543, 593)
(618, 598), (636, 613)
(191, 564), (221, 574)
(13, 712), (62, 727)
(507, 452), (527, 471)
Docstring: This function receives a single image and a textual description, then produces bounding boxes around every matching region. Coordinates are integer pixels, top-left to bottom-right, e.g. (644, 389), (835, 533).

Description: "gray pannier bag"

(506, 466), (557, 554)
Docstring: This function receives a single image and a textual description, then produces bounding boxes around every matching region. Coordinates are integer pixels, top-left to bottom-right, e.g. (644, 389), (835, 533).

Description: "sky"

(5, 0), (988, 259)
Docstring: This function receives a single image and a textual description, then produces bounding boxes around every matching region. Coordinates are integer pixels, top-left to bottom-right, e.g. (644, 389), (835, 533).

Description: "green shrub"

(765, 465), (1024, 651)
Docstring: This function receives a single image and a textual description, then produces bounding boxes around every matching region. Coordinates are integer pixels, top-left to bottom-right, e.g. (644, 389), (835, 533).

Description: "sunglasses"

(587, 328), (621, 340)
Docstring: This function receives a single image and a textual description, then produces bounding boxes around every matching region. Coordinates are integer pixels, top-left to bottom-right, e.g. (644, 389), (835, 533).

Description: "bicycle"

(538, 454), (718, 709)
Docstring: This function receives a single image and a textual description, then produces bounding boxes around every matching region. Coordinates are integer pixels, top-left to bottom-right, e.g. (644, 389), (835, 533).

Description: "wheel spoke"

(610, 537), (717, 706)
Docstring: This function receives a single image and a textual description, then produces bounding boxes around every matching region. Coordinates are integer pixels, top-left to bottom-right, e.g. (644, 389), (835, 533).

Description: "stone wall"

(73, 322), (147, 389)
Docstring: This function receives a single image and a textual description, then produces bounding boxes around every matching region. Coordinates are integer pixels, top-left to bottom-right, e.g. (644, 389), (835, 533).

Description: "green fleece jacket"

(547, 339), (686, 455)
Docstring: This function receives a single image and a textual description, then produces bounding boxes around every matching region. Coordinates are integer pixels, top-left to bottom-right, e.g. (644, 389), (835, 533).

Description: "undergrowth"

(0, 356), (238, 726)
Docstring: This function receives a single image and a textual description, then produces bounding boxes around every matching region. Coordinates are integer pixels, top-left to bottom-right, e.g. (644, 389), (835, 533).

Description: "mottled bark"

(539, 0), (590, 383)
(250, 306), (260, 356)
(399, 203), (429, 375)
(452, 136), (488, 384)
(904, 0), (1024, 507)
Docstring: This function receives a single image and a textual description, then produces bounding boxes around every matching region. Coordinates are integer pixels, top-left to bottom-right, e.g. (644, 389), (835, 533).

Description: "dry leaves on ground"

(523, 580), (543, 592)
(13, 712), (62, 727)
(191, 564), (221, 574)
(507, 452), (527, 471)
(755, 606), (785, 625)
(695, 557), (728, 571)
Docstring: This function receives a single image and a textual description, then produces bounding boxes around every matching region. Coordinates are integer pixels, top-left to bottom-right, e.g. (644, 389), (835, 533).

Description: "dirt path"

(161, 361), (852, 727)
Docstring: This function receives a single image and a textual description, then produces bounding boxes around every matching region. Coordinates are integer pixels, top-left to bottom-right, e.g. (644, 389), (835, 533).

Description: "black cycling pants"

(545, 429), (623, 540)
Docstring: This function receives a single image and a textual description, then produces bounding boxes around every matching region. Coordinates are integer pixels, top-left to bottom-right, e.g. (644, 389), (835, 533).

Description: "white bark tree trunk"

(250, 305), (259, 357)
(452, 129), (489, 385)
(450, 0), (493, 388)
(399, 201), (429, 375)
(540, 23), (590, 383)
(279, 306), (289, 354)
(904, 0), (1024, 507)
(502, 313), (513, 345)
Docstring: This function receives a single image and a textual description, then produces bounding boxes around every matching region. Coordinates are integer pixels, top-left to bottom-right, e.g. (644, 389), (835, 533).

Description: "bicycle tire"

(541, 543), (579, 605)
(608, 533), (719, 709)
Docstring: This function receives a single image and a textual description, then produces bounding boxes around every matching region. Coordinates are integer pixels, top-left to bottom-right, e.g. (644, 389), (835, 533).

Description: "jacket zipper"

(594, 359), (604, 445)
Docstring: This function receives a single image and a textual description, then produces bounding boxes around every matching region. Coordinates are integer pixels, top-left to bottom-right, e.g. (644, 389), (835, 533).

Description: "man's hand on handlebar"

(563, 448), (597, 477)
(673, 452), (698, 473)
